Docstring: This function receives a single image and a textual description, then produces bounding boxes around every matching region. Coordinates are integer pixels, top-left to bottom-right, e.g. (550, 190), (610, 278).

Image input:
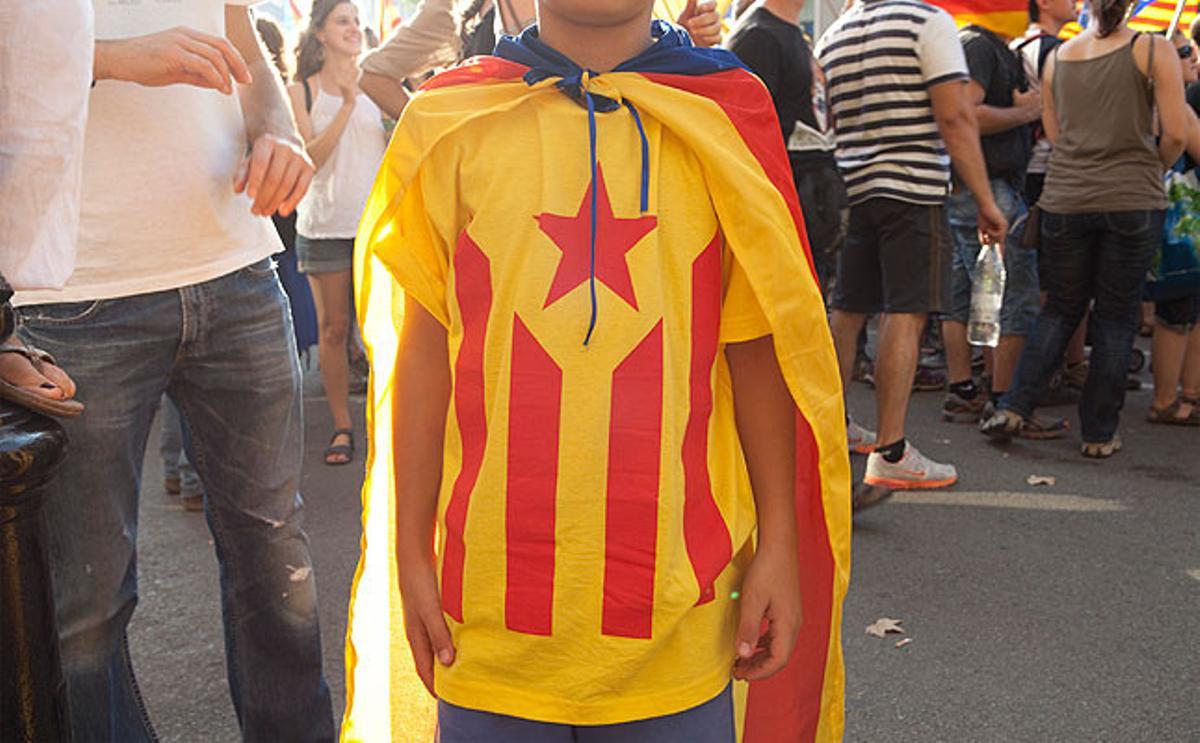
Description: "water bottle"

(968, 237), (1006, 347)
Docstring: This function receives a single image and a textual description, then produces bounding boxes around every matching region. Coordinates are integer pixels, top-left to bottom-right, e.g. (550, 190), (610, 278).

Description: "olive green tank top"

(1039, 35), (1167, 213)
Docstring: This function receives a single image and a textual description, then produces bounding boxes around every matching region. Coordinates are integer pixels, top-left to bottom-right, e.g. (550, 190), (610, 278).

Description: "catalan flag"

(343, 20), (851, 743)
(929, 0), (1030, 38)
(1127, 0), (1199, 33)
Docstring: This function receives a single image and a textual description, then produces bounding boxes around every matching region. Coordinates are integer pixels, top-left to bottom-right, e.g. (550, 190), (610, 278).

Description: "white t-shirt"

(16, 0), (281, 306)
(0, 0), (93, 291)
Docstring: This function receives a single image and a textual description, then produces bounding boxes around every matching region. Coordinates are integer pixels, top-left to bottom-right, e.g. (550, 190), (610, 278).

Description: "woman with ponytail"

(287, 0), (387, 466)
(982, 0), (1189, 457)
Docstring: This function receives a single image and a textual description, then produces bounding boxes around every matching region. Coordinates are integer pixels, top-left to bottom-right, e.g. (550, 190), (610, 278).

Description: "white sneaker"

(847, 418), (877, 455)
(864, 442), (958, 490)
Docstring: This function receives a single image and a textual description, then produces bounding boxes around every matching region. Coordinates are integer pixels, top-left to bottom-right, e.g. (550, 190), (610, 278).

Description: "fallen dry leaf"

(895, 638), (913, 649)
(1026, 474), (1057, 487)
(866, 617), (904, 638)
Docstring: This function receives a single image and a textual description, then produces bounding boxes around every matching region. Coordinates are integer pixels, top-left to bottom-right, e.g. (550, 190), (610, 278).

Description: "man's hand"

(733, 543), (802, 681)
(976, 197), (1009, 253)
(1012, 86), (1042, 125)
(233, 134), (314, 217)
(399, 557), (456, 695)
(94, 27), (251, 94)
(678, 0), (723, 49)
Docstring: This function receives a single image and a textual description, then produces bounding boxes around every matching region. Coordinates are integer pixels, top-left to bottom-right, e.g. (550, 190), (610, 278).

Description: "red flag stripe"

(682, 236), (733, 606)
(742, 412), (835, 742)
(602, 321), (665, 639)
(505, 315), (561, 636)
(421, 56), (529, 91)
(441, 232), (493, 622)
(641, 70), (817, 281)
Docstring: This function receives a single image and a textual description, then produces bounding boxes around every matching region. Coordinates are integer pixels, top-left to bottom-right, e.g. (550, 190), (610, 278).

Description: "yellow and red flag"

(344, 22), (850, 743)
(929, 0), (1029, 38)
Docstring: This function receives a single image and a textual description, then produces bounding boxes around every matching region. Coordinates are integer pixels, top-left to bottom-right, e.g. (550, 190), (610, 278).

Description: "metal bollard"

(0, 401), (70, 742)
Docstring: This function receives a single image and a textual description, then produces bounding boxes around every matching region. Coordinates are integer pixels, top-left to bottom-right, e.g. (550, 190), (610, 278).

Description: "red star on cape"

(537, 165), (657, 310)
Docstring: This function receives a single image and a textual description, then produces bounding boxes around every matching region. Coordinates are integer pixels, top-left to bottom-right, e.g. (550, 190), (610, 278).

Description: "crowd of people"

(0, 0), (1197, 740)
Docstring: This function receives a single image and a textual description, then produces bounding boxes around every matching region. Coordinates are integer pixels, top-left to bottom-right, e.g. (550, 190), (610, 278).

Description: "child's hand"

(399, 560), (456, 695)
(732, 544), (802, 681)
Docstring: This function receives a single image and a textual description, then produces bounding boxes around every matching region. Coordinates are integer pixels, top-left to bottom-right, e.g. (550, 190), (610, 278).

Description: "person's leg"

(576, 685), (735, 743)
(1181, 320), (1200, 414)
(942, 189), (985, 420)
(830, 309), (867, 392)
(170, 259), (334, 741)
(16, 293), (180, 742)
(161, 393), (182, 489)
(997, 212), (1096, 420)
(307, 268), (354, 462)
(874, 312), (926, 445)
(1079, 210), (1164, 443)
(1150, 312), (1189, 411)
(992, 182), (1040, 398)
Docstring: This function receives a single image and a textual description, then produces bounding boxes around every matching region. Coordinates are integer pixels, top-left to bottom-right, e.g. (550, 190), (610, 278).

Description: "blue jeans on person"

(160, 395), (201, 496)
(999, 209), (1164, 442)
(947, 178), (1039, 336)
(438, 685), (735, 742)
(16, 259), (335, 742)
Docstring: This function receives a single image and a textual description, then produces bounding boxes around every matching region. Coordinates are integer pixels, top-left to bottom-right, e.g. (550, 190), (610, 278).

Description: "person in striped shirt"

(816, 0), (1007, 490)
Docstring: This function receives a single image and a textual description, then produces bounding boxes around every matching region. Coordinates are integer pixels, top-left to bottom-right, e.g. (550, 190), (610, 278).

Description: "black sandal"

(324, 428), (354, 466)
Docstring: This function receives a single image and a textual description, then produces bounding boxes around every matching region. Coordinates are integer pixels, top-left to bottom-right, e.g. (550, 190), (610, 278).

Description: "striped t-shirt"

(815, 0), (968, 206)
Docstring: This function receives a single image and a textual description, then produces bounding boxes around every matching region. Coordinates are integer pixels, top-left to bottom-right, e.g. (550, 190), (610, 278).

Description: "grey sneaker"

(864, 443), (958, 490)
(847, 418), (877, 455)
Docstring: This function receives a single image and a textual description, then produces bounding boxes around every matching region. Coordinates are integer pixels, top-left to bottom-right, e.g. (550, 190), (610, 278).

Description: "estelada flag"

(344, 21), (851, 742)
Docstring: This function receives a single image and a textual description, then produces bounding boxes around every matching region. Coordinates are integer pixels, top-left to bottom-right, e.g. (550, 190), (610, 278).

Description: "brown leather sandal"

(0, 340), (84, 418)
(1146, 398), (1200, 426)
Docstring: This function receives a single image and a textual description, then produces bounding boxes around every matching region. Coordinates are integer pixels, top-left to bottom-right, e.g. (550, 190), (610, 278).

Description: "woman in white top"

(289, 0), (387, 466)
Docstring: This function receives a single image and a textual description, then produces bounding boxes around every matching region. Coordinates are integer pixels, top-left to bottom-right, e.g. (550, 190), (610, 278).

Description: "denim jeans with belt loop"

(16, 259), (335, 742)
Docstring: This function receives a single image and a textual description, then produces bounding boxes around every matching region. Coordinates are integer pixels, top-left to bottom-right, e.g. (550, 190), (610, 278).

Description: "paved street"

(128, 348), (1199, 741)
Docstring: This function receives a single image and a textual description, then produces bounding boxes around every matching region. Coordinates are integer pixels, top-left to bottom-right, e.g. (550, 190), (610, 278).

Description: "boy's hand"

(399, 558), (456, 695)
(678, 0), (723, 48)
(733, 543), (802, 681)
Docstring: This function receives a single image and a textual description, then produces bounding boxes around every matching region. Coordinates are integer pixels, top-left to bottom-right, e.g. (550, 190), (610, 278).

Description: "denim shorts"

(948, 178), (1040, 336)
(437, 684), (735, 743)
(295, 234), (353, 274)
(1155, 293), (1200, 332)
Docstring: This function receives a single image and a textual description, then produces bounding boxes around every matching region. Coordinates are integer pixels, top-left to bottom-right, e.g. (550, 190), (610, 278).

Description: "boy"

(351, 2), (850, 740)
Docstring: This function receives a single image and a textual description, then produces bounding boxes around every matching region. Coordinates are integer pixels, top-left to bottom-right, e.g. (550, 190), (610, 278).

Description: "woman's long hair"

(255, 17), (290, 83)
(1092, 0), (1134, 38)
(295, 0), (350, 83)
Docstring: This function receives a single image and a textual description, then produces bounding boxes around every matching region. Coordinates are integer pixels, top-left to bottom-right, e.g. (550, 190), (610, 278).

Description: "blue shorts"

(295, 234), (354, 274)
(437, 684), (735, 743)
(947, 178), (1040, 336)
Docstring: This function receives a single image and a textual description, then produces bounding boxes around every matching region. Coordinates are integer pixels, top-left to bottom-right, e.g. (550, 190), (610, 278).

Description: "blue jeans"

(160, 395), (201, 496)
(17, 260), (334, 742)
(948, 178), (1039, 336)
(438, 685), (735, 743)
(1000, 210), (1164, 442)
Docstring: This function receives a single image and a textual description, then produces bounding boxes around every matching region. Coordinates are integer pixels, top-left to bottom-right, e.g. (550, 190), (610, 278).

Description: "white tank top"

(296, 83), (387, 240)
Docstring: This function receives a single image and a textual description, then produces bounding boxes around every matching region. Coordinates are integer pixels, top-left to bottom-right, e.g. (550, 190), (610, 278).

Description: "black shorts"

(832, 197), (953, 315)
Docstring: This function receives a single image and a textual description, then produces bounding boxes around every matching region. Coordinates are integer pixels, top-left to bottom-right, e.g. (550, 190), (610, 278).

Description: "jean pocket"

(17, 299), (105, 326)
(1040, 211), (1073, 242)
(1103, 210), (1158, 239)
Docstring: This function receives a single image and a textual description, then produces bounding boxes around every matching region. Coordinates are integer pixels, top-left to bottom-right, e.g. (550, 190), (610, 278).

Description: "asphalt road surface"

(126, 355), (1200, 741)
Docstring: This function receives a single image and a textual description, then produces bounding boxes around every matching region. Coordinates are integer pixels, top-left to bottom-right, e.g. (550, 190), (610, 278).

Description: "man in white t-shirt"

(14, 3), (334, 740)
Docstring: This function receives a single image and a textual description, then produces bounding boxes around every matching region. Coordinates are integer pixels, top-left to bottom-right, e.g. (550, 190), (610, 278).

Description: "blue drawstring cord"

(540, 72), (651, 346)
(584, 91), (600, 346)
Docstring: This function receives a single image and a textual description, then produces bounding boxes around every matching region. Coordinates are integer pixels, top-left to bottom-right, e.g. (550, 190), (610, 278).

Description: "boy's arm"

(725, 334), (802, 681)
(393, 295), (456, 695)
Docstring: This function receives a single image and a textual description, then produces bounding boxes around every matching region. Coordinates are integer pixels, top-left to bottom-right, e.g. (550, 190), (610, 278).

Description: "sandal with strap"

(0, 339), (84, 418)
(1146, 398), (1200, 426)
(980, 408), (1024, 442)
(1081, 436), (1122, 459)
(324, 428), (355, 466)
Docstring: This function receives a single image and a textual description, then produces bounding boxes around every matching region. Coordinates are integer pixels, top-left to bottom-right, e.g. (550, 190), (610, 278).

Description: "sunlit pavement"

(127, 351), (1199, 741)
